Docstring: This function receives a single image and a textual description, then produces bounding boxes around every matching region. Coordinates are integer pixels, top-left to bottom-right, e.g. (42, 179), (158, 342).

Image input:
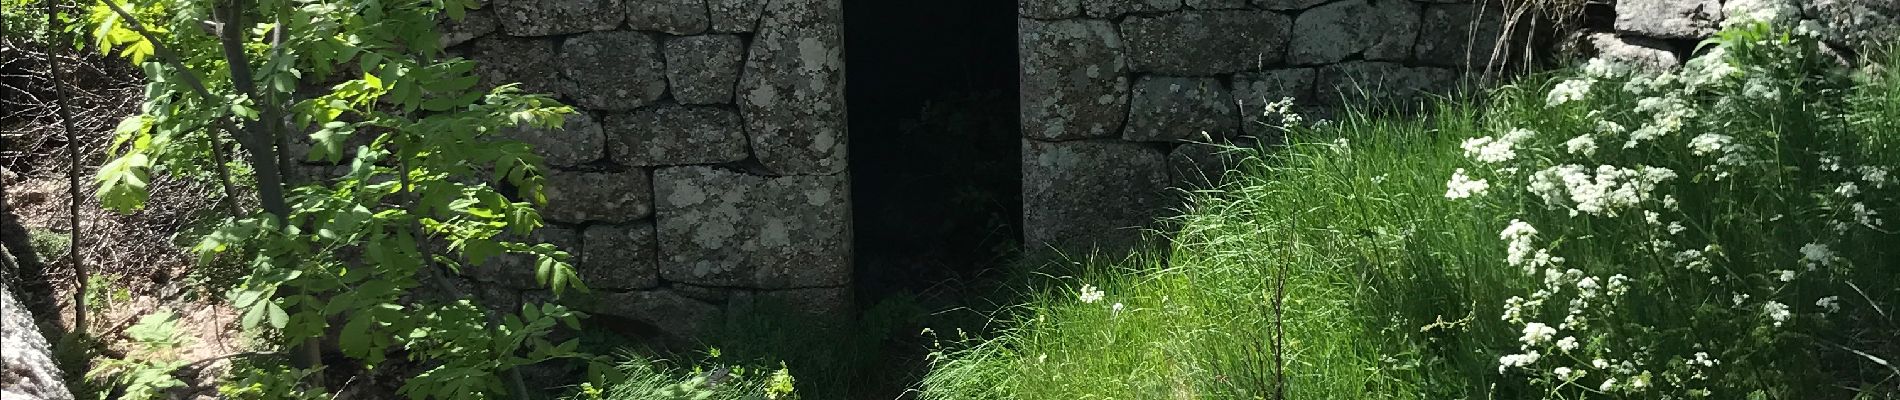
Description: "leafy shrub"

(920, 19), (1899, 400)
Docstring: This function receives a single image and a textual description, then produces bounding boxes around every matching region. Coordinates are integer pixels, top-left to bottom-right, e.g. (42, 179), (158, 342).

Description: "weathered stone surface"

(439, 9), (497, 48)
(1169, 141), (1249, 189)
(1615, 0), (1720, 39)
(1082, 0), (1182, 18)
(1414, 3), (1508, 69)
(1184, 0), (1247, 9)
(507, 111), (605, 167)
(1251, 0), (1329, 11)
(1233, 68), (1317, 137)
(494, 0), (623, 36)
(627, 0), (709, 35)
(1289, 0), (1420, 65)
(606, 105), (749, 166)
(1121, 11), (1292, 75)
(654, 167), (849, 288)
(1316, 61), (1457, 108)
(560, 31), (668, 111)
(1021, 0), (1082, 19)
(471, 36), (570, 97)
(1020, 18), (1129, 141)
(1802, 0), (1900, 51)
(469, 226), (580, 289)
(739, 0), (847, 175)
(543, 170), (653, 223)
(1123, 76), (1237, 142)
(580, 289), (722, 341)
(709, 0), (767, 32)
(1023, 139), (1170, 254)
(664, 35), (745, 104)
(728, 287), (851, 320)
(581, 223), (660, 290)
(1575, 32), (1680, 70)
(2, 287), (74, 400)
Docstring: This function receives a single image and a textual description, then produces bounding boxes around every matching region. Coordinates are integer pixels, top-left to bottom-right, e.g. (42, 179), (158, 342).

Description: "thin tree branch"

(46, 0), (90, 337)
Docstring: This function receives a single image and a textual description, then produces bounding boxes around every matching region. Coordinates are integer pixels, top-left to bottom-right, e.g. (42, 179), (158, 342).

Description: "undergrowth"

(920, 19), (1900, 400)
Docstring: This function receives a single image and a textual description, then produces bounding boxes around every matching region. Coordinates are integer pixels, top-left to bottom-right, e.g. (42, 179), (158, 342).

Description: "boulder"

(506, 111), (606, 168)
(1573, 32), (1681, 71)
(1288, 0), (1420, 65)
(1802, 0), (1900, 52)
(560, 31), (669, 112)
(1251, 0), (1329, 10)
(605, 105), (750, 167)
(1021, 0), (1083, 19)
(580, 223), (661, 290)
(494, 0), (623, 36)
(664, 35), (746, 105)
(1121, 10), (1293, 74)
(653, 167), (850, 288)
(627, 0), (709, 34)
(709, 0), (768, 32)
(542, 169), (654, 224)
(1614, 0), (1720, 39)
(738, 0), (848, 175)
(578, 289), (722, 341)
(1022, 139), (1170, 254)
(1123, 76), (1237, 143)
(1020, 18), (1129, 141)
(1413, 2), (1509, 69)
(1, 286), (73, 400)
(470, 36), (570, 97)
(438, 9), (498, 48)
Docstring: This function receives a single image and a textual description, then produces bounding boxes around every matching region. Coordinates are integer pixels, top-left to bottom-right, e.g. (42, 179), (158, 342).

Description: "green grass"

(921, 30), (1900, 400)
(924, 102), (1516, 399)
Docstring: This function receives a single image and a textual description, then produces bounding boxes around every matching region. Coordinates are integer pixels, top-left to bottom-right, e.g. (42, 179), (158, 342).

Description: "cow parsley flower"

(1078, 284), (1105, 304)
(1816, 296), (1841, 313)
(1501, 220), (1540, 269)
(1446, 168), (1490, 199)
(1836, 182), (1860, 198)
(1691, 352), (1720, 367)
(1499, 351), (1542, 373)
(1548, 78), (1593, 107)
(1556, 336), (1580, 352)
(1462, 128), (1534, 163)
(1600, 378), (1619, 391)
(1851, 203), (1882, 228)
(1774, 270), (1796, 282)
(1764, 301), (1791, 327)
(1582, 58), (1627, 78)
(1800, 243), (1837, 270)
(1520, 322), (1557, 345)
(1859, 166), (1890, 188)
(1565, 135), (1598, 156)
(1688, 133), (1735, 156)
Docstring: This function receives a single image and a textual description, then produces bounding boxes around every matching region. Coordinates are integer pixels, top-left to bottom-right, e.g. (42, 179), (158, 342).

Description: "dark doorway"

(846, 1), (1020, 301)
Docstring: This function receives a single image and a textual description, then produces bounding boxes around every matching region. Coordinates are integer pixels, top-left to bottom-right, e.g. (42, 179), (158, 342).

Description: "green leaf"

(265, 302), (289, 330)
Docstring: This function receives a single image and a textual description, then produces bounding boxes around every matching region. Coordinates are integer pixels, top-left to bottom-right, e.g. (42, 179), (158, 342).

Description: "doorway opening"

(846, 0), (1021, 303)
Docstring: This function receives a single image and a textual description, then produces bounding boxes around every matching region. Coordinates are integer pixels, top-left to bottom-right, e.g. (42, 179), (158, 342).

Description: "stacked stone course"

(1019, 0), (1509, 253)
(296, 0), (854, 342)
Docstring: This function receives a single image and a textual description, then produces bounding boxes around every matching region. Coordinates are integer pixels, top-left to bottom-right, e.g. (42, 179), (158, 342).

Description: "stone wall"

(1018, 0), (1509, 253)
(308, 0), (852, 342)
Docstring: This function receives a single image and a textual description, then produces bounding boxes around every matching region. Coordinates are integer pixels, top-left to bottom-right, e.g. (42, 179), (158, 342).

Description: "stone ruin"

(350, 0), (1893, 341)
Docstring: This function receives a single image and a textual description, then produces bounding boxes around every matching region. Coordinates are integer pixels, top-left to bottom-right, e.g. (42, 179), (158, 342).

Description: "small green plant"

(87, 311), (189, 400)
(580, 352), (798, 400)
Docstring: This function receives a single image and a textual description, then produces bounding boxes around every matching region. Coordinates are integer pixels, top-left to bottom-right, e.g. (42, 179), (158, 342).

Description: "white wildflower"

(1501, 220), (1540, 270)
(1499, 351), (1542, 373)
(1859, 166), (1890, 188)
(1644, 211), (1662, 226)
(1445, 168), (1490, 199)
(1548, 78), (1594, 107)
(1462, 128), (1534, 164)
(1800, 243), (1837, 270)
(1687, 133), (1734, 156)
(1111, 302), (1125, 316)
(1837, 182), (1861, 198)
(1606, 274), (1630, 297)
(1764, 301), (1791, 327)
(1556, 336), (1580, 352)
(1564, 135), (1598, 156)
(1733, 293), (1752, 306)
(1816, 296), (1841, 313)
(1667, 221), (1686, 235)
(1600, 378), (1619, 392)
(1852, 203), (1882, 228)
(1582, 58), (1627, 78)
(1592, 359), (1610, 369)
(1596, 119), (1627, 135)
(1555, 367), (1581, 381)
(1520, 322), (1557, 345)
(1577, 277), (1600, 299)
(1775, 270), (1796, 282)
(1078, 284), (1105, 304)
(1691, 352), (1720, 367)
